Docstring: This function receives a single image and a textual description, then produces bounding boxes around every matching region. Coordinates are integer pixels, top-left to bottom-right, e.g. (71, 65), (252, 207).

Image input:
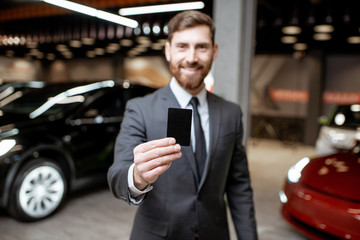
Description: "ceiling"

(256, 0), (360, 54)
(0, 0), (359, 61)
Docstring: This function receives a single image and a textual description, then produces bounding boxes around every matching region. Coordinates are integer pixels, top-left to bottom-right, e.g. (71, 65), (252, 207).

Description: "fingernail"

(175, 144), (181, 151)
(169, 138), (176, 144)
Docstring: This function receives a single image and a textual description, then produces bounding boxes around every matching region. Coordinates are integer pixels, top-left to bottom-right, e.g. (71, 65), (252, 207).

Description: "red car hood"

(301, 151), (360, 201)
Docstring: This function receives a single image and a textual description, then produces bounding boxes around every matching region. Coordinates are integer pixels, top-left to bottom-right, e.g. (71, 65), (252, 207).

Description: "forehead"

(170, 25), (212, 44)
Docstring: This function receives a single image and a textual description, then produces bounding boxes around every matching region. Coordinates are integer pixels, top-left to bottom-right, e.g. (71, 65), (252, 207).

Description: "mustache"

(181, 62), (202, 68)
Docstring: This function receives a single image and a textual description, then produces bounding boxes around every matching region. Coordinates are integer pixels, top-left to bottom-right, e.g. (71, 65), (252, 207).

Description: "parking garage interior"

(0, 0), (359, 239)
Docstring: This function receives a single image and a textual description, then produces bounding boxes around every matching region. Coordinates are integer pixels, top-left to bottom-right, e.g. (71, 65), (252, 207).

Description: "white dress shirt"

(127, 78), (209, 203)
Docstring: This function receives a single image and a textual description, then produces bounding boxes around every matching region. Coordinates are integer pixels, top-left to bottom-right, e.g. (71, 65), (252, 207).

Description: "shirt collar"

(169, 77), (207, 108)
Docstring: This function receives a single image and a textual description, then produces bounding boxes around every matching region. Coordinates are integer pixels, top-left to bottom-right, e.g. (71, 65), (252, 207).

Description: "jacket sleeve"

(226, 106), (258, 240)
(107, 99), (147, 204)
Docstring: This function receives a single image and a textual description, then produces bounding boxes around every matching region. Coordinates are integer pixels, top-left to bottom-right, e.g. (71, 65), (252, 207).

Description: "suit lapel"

(161, 85), (200, 183)
(199, 93), (221, 189)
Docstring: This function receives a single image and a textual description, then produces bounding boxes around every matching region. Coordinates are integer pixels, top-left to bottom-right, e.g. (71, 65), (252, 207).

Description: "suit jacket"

(107, 85), (258, 240)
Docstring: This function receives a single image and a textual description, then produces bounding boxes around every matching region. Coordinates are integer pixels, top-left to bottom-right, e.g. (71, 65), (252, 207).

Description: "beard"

(169, 61), (212, 92)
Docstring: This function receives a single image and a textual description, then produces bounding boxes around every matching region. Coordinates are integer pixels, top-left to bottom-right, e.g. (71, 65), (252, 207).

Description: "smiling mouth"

(181, 65), (202, 72)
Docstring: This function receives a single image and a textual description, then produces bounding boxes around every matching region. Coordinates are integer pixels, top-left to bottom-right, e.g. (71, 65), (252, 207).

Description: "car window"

(78, 89), (125, 119)
(0, 86), (82, 117)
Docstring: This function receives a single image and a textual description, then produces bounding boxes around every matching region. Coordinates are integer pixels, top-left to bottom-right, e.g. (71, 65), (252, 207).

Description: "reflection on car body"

(0, 80), (154, 221)
(280, 129), (360, 240)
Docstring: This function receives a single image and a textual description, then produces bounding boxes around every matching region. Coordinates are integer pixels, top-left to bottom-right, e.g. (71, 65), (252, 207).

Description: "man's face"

(165, 25), (218, 95)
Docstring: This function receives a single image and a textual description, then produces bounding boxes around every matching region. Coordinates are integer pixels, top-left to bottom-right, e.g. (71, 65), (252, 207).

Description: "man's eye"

(197, 45), (208, 51)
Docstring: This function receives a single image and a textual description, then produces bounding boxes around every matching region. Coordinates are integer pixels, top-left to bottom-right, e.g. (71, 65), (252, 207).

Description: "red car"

(279, 133), (360, 240)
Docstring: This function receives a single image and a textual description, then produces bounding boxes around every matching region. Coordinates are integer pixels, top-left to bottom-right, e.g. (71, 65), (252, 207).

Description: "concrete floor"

(0, 139), (315, 240)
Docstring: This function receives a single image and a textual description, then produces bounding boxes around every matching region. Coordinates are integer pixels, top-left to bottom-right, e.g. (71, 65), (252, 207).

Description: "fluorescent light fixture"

(119, 1), (205, 16)
(314, 24), (334, 33)
(282, 25), (302, 35)
(43, 0), (96, 15)
(281, 36), (297, 44)
(43, 0), (138, 28)
(347, 36), (360, 44)
(293, 43), (308, 51)
(313, 33), (332, 41)
(96, 10), (138, 28)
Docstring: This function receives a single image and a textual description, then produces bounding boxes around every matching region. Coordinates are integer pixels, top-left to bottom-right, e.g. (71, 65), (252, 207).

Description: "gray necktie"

(189, 97), (206, 179)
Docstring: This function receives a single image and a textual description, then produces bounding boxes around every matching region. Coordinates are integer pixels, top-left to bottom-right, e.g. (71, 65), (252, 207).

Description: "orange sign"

(269, 89), (309, 103)
(323, 91), (360, 104)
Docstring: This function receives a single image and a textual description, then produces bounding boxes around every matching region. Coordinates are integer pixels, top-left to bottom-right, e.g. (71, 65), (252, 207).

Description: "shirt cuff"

(128, 163), (153, 198)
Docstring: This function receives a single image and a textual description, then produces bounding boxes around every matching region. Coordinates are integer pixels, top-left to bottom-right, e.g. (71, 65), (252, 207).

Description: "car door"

(64, 88), (125, 179)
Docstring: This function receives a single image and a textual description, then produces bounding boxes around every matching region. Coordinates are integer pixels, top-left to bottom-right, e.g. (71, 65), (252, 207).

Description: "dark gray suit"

(108, 85), (258, 240)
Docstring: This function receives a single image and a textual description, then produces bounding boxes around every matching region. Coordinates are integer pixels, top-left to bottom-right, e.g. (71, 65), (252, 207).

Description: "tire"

(8, 158), (67, 222)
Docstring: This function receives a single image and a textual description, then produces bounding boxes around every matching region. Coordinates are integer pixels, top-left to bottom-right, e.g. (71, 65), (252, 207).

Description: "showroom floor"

(0, 139), (315, 240)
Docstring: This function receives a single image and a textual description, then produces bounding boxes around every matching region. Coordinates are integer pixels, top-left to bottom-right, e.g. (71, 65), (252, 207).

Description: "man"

(108, 10), (258, 240)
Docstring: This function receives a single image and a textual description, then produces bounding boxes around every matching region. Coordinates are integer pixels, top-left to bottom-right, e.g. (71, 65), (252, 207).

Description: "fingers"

(134, 137), (177, 154)
(136, 149), (181, 173)
(133, 138), (182, 188)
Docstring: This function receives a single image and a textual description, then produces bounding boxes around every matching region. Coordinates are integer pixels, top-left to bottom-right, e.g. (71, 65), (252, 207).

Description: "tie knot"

(190, 97), (199, 108)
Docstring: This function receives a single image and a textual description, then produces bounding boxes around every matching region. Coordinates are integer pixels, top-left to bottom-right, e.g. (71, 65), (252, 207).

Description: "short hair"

(167, 10), (216, 44)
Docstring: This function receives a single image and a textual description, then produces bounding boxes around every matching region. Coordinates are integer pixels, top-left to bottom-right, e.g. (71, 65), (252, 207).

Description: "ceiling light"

(151, 43), (164, 50)
(134, 28), (141, 36)
(43, 0), (138, 28)
(13, 37), (20, 45)
(347, 36), (360, 44)
(62, 51), (73, 58)
(281, 36), (297, 44)
(69, 40), (82, 48)
(136, 36), (151, 46)
(157, 39), (168, 45)
(56, 44), (68, 52)
(119, 1), (205, 16)
(142, 23), (151, 35)
(313, 33), (332, 41)
(152, 23), (161, 35)
(282, 26), (302, 35)
(82, 37), (95, 45)
(163, 25), (168, 35)
(94, 48), (105, 55)
(293, 43), (308, 51)
(314, 24), (334, 33)
(120, 39), (133, 47)
(133, 46), (148, 53)
(106, 43), (120, 52)
(20, 37), (26, 45)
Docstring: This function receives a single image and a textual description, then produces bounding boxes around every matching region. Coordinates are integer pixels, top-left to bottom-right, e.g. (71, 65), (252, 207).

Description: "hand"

(133, 137), (182, 190)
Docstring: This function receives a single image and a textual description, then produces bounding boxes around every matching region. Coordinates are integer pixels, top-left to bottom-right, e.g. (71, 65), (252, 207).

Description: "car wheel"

(9, 158), (67, 221)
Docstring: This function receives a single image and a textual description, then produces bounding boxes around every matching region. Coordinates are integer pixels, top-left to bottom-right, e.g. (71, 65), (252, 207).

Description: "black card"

(167, 108), (192, 146)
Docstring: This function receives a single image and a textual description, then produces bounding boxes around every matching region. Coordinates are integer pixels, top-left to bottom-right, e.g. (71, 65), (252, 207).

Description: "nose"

(186, 48), (197, 63)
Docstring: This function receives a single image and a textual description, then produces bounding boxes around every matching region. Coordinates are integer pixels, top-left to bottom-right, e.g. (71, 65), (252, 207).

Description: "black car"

(0, 80), (154, 221)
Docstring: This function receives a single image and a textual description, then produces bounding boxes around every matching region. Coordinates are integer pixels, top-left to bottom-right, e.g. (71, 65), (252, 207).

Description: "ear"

(165, 41), (171, 62)
(212, 43), (219, 61)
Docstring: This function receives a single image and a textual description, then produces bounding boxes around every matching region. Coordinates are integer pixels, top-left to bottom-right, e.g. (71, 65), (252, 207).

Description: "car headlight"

(287, 157), (310, 183)
(0, 139), (16, 156)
